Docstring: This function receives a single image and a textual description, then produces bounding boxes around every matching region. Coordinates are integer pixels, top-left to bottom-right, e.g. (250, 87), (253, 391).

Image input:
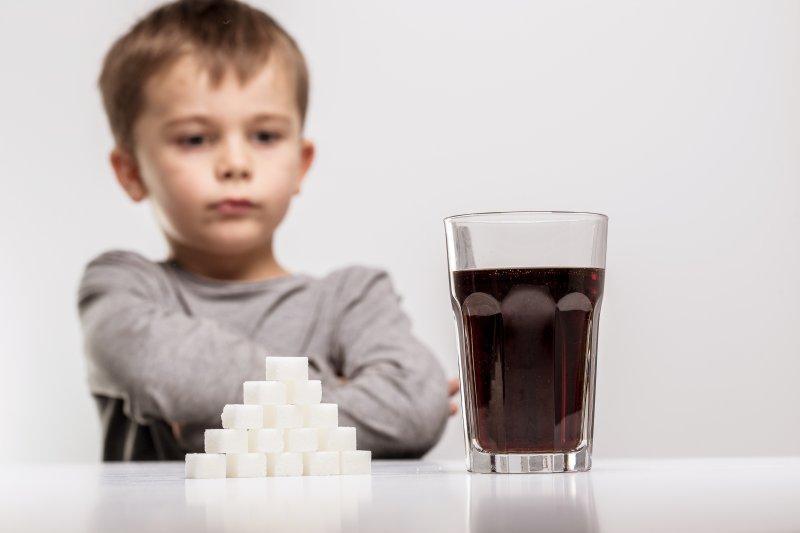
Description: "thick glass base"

(467, 445), (591, 473)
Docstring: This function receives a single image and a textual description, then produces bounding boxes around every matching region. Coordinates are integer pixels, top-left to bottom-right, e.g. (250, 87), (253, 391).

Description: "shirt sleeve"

(77, 251), (265, 426)
(321, 267), (449, 458)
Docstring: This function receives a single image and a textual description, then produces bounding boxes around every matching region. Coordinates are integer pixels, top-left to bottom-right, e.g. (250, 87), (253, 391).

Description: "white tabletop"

(2, 458), (799, 532)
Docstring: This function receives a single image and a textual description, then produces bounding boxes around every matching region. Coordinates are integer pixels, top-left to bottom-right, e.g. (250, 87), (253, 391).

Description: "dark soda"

(452, 267), (604, 453)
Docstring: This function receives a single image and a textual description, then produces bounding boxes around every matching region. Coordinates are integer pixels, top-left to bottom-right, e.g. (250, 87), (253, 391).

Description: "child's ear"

(294, 139), (315, 195)
(110, 147), (147, 202)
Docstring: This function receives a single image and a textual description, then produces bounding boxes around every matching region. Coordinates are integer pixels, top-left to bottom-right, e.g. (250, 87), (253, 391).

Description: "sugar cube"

(318, 427), (356, 451)
(243, 381), (287, 405)
(285, 380), (322, 405)
(191, 351), (373, 481)
(285, 428), (319, 452)
(265, 356), (308, 381)
(340, 450), (371, 475)
(205, 429), (248, 454)
(266, 452), (303, 476)
(303, 404), (338, 428)
(226, 453), (267, 478)
(185, 453), (226, 479)
(263, 405), (304, 428)
(248, 428), (284, 453)
(221, 404), (263, 429)
(303, 451), (340, 476)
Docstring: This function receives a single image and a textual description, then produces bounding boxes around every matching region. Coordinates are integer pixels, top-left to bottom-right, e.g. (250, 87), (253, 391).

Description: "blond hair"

(98, 0), (309, 151)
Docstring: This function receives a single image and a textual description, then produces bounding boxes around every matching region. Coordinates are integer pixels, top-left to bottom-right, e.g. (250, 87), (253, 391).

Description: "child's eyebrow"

(162, 113), (293, 128)
(162, 115), (213, 128)
(249, 113), (292, 125)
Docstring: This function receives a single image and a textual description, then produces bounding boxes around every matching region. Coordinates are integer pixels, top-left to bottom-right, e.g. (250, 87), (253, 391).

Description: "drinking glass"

(445, 211), (608, 473)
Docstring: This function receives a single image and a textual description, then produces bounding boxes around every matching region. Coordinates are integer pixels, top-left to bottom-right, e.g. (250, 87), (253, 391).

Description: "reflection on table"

(185, 474), (371, 532)
(2, 459), (800, 533)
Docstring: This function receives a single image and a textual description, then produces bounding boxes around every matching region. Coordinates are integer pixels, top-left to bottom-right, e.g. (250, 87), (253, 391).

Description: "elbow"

(404, 385), (449, 458)
(398, 362), (451, 458)
(374, 378), (449, 459)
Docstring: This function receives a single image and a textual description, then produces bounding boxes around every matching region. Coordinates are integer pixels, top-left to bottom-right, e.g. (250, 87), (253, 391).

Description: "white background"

(1, 0), (798, 463)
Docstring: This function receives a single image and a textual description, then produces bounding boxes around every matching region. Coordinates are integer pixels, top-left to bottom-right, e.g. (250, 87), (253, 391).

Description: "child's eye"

(254, 131), (280, 144)
(177, 134), (209, 148)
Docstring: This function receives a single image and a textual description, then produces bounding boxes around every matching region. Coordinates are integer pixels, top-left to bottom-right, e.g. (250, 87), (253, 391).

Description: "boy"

(79, 0), (453, 461)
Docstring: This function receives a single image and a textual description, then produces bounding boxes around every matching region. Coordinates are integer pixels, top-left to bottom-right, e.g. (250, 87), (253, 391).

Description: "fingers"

(170, 421), (183, 441)
(448, 378), (460, 416)
(445, 377), (460, 416)
(448, 377), (460, 396)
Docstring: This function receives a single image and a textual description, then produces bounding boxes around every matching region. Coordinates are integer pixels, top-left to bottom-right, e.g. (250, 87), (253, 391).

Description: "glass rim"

(443, 210), (608, 224)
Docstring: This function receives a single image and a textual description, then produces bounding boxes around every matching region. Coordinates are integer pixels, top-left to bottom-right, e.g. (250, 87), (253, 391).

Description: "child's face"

(113, 54), (314, 256)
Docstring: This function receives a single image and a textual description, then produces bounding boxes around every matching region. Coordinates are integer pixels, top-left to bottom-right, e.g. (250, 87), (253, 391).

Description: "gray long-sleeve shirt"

(78, 250), (449, 461)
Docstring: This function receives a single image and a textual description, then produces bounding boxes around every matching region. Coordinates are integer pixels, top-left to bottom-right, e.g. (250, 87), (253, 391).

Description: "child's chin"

(204, 227), (270, 255)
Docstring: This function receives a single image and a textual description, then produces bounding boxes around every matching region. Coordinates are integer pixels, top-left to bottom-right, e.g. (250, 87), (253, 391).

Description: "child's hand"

(448, 378), (460, 416)
(170, 421), (184, 442)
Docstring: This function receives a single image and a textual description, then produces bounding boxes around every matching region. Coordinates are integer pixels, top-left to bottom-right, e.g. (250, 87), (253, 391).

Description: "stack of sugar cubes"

(186, 356), (371, 478)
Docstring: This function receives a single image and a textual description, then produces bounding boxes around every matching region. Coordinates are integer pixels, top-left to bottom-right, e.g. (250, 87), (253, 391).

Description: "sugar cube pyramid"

(185, 356), (371, 478)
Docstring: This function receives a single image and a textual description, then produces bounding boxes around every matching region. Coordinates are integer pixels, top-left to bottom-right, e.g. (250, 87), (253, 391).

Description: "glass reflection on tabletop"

(468, 472), (598, 533)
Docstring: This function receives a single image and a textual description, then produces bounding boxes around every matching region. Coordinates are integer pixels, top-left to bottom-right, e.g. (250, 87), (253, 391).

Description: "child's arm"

(320, 268), (450, 459)
(78, 251), (266, 427)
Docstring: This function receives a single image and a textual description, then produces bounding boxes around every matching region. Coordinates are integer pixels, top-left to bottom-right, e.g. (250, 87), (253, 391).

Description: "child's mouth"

(211, 198), (257, 216)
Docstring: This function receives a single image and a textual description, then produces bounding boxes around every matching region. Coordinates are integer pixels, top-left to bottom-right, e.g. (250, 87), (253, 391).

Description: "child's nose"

(216, 138), (252, 181)
(219, 166), (251, 181)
